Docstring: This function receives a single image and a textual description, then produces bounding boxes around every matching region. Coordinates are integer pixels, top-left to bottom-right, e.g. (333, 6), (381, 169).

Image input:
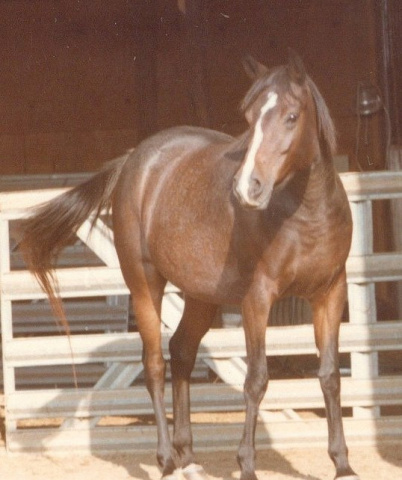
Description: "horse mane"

(240, 66), (337, 157)
(306, 76), (337, 156)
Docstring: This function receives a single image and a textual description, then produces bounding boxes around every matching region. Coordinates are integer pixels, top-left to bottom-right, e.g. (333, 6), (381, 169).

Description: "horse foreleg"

(169, 298), (217, 479)
(312, 271), (360, 480)
(237, 289), (273, 480)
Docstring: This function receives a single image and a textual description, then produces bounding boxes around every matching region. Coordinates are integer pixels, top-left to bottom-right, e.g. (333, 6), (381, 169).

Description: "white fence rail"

(1, 171), (402, 453)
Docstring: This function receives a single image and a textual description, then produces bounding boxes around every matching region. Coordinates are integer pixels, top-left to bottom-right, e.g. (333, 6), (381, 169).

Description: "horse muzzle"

(233, 174), (272, 210)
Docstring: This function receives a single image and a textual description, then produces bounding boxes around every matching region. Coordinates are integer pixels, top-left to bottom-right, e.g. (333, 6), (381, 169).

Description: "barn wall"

(0, 0), (385, 175)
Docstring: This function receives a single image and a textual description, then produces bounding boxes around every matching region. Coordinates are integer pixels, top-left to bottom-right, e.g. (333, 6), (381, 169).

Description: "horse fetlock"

(239, 471), (259, 480)
(237, 445), (257, 477)
(158, 453), (177, 474)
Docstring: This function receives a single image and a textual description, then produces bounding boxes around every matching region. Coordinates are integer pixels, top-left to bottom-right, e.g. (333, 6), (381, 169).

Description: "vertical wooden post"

(389, 146), (402, 318)
(0, 215), (17, 436)
(348, 200), (380, 418)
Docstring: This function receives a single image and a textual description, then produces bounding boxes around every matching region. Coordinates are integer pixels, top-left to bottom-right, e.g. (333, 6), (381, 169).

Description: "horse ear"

(287, 49), (306, 85)
(242, 55), (269, 80)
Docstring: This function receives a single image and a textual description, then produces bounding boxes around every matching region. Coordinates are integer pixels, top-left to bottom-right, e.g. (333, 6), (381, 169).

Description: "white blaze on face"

(237, 91), (278, 203)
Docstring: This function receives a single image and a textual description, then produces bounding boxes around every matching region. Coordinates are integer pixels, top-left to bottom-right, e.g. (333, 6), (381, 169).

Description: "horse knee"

(169, 337), (196, 378)
(318, 367), (340, 395)
(244, 364), (269, 404)
(143, 353), (166, 391)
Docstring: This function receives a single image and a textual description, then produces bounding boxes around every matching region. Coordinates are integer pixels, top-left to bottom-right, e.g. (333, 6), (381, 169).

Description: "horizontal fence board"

(4, 322), (402, 368)
(6, 417), (402, 453)
(1, 267), (129, 300)
(0, 361), (208, 390)
(3, 254), (402, 300)
(2, 269), (179, 301)
(0, 188), (70, 216)
(340, 171), (402, 201)
(347, 253), (402, 283)
(7, 376), (402, 420)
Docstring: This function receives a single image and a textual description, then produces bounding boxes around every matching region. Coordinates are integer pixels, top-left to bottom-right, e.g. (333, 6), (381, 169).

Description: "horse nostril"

(249, 176), (263, 200)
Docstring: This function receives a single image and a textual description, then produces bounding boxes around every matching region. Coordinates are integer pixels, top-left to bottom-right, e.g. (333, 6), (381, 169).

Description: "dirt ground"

(0, 443), (401, 480)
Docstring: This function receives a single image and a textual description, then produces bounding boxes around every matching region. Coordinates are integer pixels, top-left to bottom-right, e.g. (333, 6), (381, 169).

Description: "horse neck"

(301, 152), (341, 213)
(268, 152), (338, 218)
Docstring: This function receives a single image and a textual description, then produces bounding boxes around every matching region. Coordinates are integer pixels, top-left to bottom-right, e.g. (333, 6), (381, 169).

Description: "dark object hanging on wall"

(378, 0), (402, 145)
(357, 83), (382, 116)
(355, 81), (392, 170)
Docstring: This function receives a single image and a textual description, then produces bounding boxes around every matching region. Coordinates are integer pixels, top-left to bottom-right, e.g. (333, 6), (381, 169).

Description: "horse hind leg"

(169, 297), (218, 480)
(128, 267), (179, 478)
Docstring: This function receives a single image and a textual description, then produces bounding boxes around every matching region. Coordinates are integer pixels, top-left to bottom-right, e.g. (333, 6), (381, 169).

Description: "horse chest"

(260, 214), (350, 298)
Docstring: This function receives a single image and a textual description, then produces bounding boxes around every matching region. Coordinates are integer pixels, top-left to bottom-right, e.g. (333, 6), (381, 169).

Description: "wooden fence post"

(0, 216), (17, 432)
(348, 199), (380, 418)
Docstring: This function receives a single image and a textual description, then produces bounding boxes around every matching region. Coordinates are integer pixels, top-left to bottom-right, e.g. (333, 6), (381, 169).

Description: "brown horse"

(21, 53), (358, 480)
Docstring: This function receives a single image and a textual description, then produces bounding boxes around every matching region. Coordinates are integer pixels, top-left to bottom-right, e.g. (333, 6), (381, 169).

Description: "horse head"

(233, 52), (334, 210)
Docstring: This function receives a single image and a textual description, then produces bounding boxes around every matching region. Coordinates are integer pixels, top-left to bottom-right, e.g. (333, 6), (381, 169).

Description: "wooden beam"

(340, 171), (402, 200)
(6, 417), (402, 453)
(4, 322), (402, 368)
(1, 267), (129, 301)
(347, 252), (402, 283)
(7, 377), (402, 420)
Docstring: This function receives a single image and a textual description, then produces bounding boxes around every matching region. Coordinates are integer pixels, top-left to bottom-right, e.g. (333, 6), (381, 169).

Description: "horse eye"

(286, 113), (299, 125)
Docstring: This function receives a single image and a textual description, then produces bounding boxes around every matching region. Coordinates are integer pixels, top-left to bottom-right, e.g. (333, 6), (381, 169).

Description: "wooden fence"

(0, 171), (402, 453)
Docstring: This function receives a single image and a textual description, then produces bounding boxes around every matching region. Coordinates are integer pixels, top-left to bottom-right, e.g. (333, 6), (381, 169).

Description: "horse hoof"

(182, 463), (210, 480)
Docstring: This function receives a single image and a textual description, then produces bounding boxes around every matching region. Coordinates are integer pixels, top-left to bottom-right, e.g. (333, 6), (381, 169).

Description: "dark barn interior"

(0, 0), (401, 174)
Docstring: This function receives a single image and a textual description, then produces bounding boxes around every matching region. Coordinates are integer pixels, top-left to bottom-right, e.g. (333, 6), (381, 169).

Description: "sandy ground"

(0, 444), (401, 480)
